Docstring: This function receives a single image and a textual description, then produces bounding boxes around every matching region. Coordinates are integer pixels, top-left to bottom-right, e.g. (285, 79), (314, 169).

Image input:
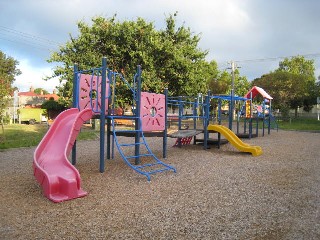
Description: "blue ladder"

(264, 114), (278, 131)
(110, 116), (176, 181)
(270, 114), (278, 131)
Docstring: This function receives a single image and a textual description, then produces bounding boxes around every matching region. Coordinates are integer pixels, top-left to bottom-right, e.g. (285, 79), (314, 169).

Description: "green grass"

(1, 117), (319, 150)
(276, 117), (320, 131)
(0, 124), (98, 150)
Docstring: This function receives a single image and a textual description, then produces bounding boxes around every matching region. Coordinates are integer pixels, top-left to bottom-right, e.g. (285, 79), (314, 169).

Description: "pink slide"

(33, 108), (93, 203)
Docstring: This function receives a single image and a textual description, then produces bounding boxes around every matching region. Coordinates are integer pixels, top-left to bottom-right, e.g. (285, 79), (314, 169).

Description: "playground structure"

(33, 58), (176, 202)
(243, 86), (278, 136)
(33, 57), (269, 203)
(166, 93), (266, 152)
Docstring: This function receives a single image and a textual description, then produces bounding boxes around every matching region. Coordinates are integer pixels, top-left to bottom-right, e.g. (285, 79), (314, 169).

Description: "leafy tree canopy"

(252, 71), (313, 116)
(276, 55), (315, 81)
(47, 14), (211, 106)
(253, 55), (318, 116)
(34, 88), (49, 95)
(41, 97), (66, 111)
(208, 68), (250, 97)
(277, 56), (318, 113)
(0, 50), (21, 123)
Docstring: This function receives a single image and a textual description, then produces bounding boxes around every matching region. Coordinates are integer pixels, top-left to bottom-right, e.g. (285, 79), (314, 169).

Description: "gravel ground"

(0, 130), (320, 239)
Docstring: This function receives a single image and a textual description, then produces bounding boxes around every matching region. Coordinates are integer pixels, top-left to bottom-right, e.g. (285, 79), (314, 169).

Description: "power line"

(0, 25), (61, 46)
(0, 25), (63, 54)
(2, 24), (320, 70)
(216, 53), (320, 76)
(0, 35), (55, 51)
(235, 53), (320, 64)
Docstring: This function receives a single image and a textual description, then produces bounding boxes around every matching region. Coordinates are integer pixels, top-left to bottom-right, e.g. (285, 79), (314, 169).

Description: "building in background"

(18, 86), (59, 107)
(6, 86), (59, 124)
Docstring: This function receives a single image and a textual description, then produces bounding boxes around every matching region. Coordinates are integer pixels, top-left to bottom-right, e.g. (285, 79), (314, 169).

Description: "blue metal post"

(218, 98), (222, 125)
(163, 88), (168, 158)
(236, 101), (240, 135)
(99, 57), (107, 172)
(193, 97), (197, 145)
(178, 96), (183, 147)
(106, 70), (112, 160)
(207, 90), (211, 124)
(193, 97), (197, 130)
(135, 65), (142, 165)
(72, 64), (78, 165)
(217, 98), (222, 149)
(203, 95), (210, 149)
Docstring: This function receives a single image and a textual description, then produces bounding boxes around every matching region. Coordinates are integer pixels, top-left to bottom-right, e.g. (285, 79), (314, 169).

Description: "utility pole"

(229, 61), (236, 130)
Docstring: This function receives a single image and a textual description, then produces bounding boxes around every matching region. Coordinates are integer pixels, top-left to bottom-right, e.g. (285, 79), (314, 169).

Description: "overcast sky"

(1, 0), (320, 92)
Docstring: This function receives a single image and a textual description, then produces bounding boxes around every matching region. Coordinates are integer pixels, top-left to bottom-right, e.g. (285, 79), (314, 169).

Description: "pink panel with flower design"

(78, 74), (108, 114)
(140, 92), (165, 131)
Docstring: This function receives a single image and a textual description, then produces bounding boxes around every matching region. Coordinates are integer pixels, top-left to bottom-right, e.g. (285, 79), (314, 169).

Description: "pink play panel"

(140, 92), (165, 131)
(78, 74), (109, 114)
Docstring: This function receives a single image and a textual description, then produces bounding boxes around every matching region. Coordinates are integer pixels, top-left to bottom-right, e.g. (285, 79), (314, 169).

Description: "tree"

(0, 50), (21, 130)
(208, 68), (250, 97)
(41, 97), (67, 119)
(252, 71), (312, 117)
(47, 14), (209, 106)
(34, 88), (49, 95)
(207, 61), (250, 98)
(277, 56), (315, 80)
(232, 69), (251, 97)
(207, 61), (228, 95)
(274, 55), (317, 116)
(154, 13), (209, 96)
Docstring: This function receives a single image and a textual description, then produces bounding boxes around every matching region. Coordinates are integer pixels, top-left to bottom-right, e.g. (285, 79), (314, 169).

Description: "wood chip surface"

(0, 130), (319, 239)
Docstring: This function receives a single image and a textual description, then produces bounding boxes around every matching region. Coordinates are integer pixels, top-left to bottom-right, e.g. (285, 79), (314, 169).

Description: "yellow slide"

(207, 124), (263, 156)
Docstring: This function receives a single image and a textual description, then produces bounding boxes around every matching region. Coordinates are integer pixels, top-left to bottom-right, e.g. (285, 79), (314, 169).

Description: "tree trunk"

(294, 108), (298, 118)
(1, 118), (4, 133)
(0, 118), (5, 142)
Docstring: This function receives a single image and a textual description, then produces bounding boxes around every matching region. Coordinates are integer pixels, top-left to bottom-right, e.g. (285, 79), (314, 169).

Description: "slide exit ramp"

(207, 124), (263, 156)
(33, 108), (93, 202)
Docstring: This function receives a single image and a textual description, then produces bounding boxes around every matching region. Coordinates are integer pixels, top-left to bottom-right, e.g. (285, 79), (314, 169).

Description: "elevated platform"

(194, 138), (229, 145)
(236, 133), (258, 139)
(110, 130), (165, 137)
(168, 129), (202, 138)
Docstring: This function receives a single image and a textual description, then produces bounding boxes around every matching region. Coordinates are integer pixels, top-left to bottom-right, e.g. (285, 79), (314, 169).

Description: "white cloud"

(2, 0), (320, 82)
(14, 59), (59, 93)
(181, 0), (251, 32)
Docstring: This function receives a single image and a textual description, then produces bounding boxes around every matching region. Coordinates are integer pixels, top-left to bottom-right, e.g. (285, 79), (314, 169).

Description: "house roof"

(18, 91), (38, 97)
(244, 86), (273, 100)
(18, 91), (59, 101)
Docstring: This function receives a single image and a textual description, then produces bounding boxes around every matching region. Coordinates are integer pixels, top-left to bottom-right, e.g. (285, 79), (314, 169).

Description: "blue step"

(135, 163), (161, 169)
(114, 129), (140, 133)
(118, 142), (145, 147)
(126, 153), (154, 159)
